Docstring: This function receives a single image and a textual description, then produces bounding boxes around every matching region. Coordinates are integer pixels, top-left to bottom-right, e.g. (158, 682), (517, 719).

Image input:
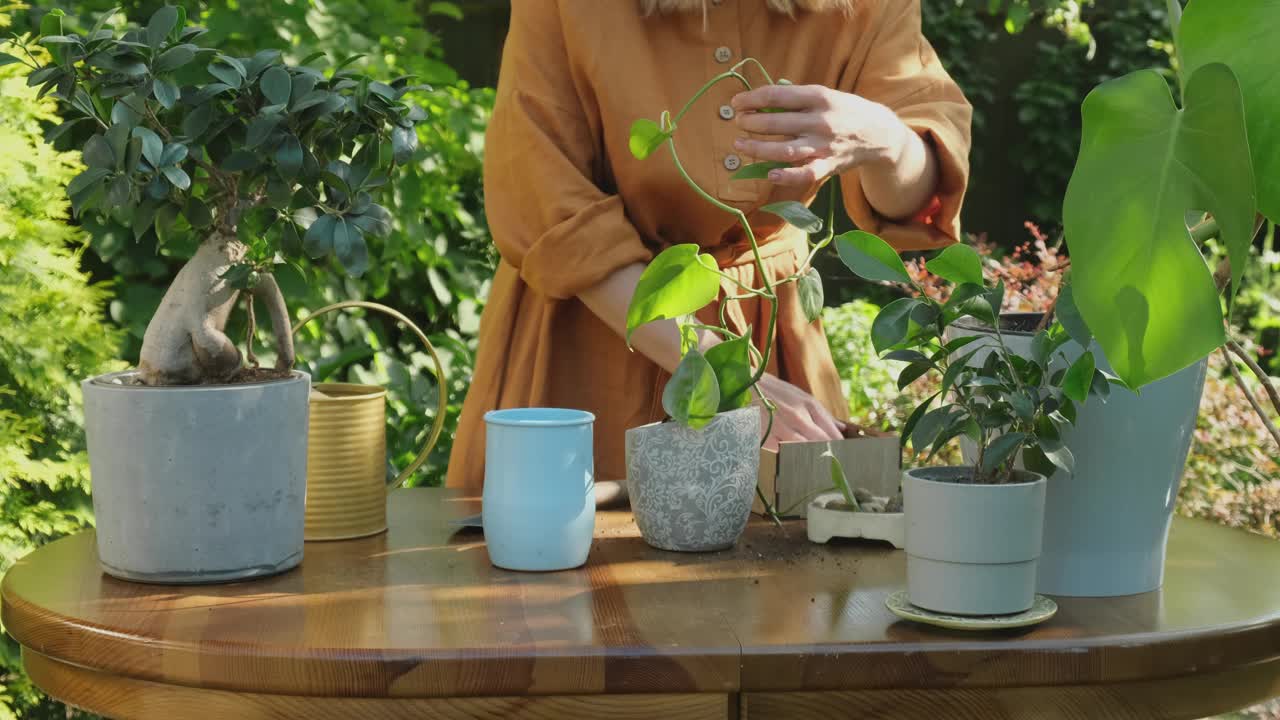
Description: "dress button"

(723, 154), (741, 171)
(714, 46), (733, 63)
(718, 105), (734, 120)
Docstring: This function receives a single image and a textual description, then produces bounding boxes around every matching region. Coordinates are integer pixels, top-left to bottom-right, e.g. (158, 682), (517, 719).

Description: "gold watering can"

(292, 301), (447, 541)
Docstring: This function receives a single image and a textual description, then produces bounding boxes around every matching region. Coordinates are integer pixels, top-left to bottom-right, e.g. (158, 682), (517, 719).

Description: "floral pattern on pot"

(626, 406), (760, 552)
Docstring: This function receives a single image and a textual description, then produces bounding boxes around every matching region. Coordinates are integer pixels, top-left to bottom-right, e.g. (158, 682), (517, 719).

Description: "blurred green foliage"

(922, 0), (1172, 227)
(0, 11), (122, 716)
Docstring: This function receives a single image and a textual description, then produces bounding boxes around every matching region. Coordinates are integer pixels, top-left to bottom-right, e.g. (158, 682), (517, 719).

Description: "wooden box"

(753, 426), (901, 518)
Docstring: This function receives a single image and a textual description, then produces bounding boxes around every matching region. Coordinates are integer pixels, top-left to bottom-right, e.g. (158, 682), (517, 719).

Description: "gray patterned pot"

(625, 407), (760, 552)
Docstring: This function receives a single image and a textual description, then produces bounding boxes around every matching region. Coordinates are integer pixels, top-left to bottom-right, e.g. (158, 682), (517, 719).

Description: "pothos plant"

(7, 5), (424, 385)
(623, 59), (853, 440)
(840, 233), (1113, 483)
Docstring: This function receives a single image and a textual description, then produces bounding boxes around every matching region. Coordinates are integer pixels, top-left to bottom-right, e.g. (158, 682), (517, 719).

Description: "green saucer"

(885, 591), (1057, 630)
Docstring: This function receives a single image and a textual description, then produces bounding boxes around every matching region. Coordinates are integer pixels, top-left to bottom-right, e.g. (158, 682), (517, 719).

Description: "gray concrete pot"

(82, 370), (310, 584)
(625, 406), (760, 552)
(903, 467), (1046, 616)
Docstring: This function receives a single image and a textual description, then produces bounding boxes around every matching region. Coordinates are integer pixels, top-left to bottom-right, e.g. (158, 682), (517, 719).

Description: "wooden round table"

(3, 488), (1279, 720)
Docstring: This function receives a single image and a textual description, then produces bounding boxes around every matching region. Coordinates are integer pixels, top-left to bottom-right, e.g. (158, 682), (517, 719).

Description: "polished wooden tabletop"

(4, 488), (1280, 720)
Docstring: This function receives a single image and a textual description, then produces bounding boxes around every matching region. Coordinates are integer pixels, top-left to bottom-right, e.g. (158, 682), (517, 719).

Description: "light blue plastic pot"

(482, 408), (595, 572)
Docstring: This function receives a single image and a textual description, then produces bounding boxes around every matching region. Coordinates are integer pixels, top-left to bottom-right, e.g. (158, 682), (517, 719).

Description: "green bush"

(0, 19), (121, 719)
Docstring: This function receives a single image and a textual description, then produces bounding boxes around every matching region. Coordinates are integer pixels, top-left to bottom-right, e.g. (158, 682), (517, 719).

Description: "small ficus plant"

(841, 233), (1116, 483)
(8, 6), (424, 385)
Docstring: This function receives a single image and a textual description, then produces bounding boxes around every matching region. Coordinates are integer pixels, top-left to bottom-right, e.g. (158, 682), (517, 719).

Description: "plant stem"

(1226, 339), (1280, 419)
(730, 57), (775, 86)
(244, 293), (258, 368)
(1222, 347), (1280, 451)
(672, 71), (751, 127)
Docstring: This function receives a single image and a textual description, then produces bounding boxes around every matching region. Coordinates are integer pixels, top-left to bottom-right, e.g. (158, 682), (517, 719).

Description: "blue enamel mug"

(482, 408), (595, 571)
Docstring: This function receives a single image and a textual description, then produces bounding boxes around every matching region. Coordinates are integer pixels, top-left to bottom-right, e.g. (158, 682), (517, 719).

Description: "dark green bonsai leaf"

(761, 201), (822, 234)
(835, 230), (911, 284)
(663, 348), (721, 429)
(797, 267), (823, 324)
(303, 213), (337, 258)
(145, 6), (179, 49)
(924, 243), (984, 286)
(705, 334), (754, 411)
(625, 244), (720, 345)
(332, 217), (369, 277)
(259, 65), (291, 106)
(1063, 64), (1254, 388)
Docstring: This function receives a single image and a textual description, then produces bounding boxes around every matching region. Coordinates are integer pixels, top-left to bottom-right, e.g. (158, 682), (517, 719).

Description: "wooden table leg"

(25, 649), (731, 720)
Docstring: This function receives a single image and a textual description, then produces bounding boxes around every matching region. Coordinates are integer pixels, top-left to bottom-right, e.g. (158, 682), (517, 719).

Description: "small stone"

(853, 487), (874, 503)
(862, 500), (886, 513)
(885, 495), (904, 513)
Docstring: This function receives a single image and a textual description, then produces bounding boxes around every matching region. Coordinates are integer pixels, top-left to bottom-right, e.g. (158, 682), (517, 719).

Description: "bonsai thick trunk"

(137, 233), (295, 385)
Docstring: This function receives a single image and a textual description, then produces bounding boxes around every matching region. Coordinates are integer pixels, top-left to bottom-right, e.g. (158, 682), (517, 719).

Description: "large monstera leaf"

(1063, 64), (1255, 388)
(1181, 0), (1280, 224)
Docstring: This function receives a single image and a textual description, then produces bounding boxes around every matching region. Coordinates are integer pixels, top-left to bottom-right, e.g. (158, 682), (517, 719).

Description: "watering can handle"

(291, 301), (448, 491)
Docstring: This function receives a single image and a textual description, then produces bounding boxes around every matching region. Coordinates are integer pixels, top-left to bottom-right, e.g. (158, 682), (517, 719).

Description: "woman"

(447, 0), (972, 493)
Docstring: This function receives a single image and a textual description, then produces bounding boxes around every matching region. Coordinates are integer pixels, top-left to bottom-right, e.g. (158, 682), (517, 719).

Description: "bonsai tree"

(1062, 0), (1280, 448)
(7, 6), (423, 385)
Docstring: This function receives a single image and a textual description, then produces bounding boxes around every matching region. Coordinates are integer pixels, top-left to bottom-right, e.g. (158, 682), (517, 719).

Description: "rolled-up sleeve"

(841, 0), (973, 251)
(483, 0), (653, 300)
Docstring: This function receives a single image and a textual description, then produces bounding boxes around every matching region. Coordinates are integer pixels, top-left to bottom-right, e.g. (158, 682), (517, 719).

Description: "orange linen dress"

(446, 0), (972, 492)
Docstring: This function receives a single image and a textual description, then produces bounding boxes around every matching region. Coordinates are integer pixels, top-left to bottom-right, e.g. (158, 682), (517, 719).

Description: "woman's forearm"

(860, 118), (938, 221)
(577, 262), (714, 374)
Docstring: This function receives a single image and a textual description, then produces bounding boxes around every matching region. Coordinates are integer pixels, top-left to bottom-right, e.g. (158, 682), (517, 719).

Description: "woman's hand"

(730, 85), (937, 220)
(756, 372), (844, 451)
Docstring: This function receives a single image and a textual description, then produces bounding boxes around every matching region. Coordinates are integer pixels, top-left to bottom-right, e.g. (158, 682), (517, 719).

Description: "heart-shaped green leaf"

(798, 267), (824, 324)
(1181, 0), (1280, 223)
(1063, 64), (1253, 387)
(761, 201), (822, 234)
(835, 230), (911, 284)
(629, 118), (670, 160)
(625, 244), (720, 344)
(663, 349), (720, 429)
(705, 335), (754, 411)
(925, 243), (984, 286)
